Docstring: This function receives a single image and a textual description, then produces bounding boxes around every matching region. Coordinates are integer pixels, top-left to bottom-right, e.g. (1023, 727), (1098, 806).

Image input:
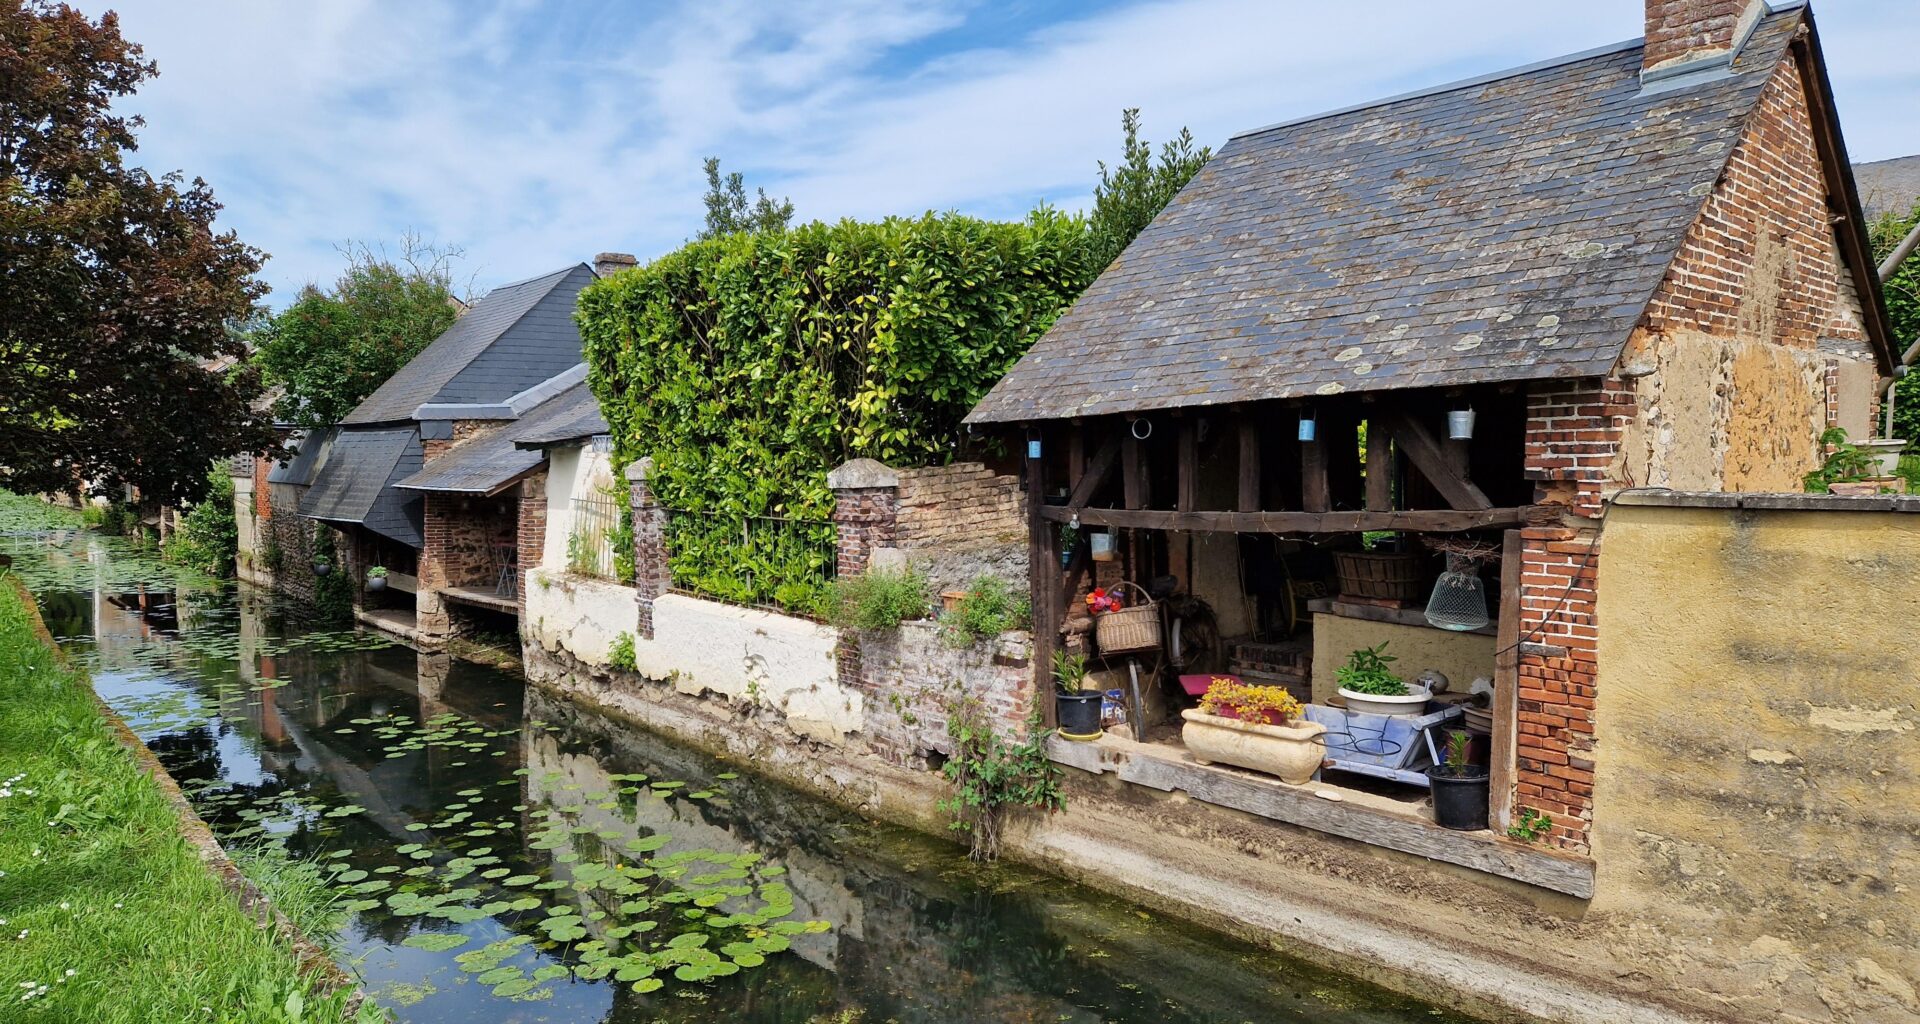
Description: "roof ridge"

(483, 262), (588, 295)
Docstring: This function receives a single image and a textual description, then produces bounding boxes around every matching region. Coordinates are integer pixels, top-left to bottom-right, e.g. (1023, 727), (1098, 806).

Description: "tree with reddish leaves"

(1, 1), (276, 507)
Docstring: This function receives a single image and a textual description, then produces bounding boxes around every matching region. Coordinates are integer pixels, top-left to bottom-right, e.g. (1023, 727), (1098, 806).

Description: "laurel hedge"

(576, 210), (1096, 612)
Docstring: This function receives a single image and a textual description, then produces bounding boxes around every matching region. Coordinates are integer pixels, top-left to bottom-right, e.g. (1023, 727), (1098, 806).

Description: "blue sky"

(101, 0), (1919, 304)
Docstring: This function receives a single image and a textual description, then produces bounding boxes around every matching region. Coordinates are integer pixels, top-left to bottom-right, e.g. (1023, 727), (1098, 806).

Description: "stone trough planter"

(1180, 709), (1328, 785)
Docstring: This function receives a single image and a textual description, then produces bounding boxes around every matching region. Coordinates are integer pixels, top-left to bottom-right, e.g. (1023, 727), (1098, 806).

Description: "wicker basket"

(1333, 550), (1426, 602)
(1094, 581), (1161, 655)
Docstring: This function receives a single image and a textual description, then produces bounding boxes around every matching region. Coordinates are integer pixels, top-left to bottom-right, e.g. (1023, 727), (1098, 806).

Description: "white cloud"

(96, 0), (1919, 303)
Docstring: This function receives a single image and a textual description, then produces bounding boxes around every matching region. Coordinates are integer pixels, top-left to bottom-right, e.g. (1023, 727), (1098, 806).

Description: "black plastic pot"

(1056, 691), (1103, 740)
(1426, 764), (1491, 831)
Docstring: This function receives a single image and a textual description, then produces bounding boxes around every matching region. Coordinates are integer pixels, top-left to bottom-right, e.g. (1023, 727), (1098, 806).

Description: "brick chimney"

(1643, 0), (1768, 75)
(593, 251), (637, 278)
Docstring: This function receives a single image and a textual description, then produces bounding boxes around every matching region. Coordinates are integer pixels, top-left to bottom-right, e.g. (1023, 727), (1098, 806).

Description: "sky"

(97, 0), (1920, 304)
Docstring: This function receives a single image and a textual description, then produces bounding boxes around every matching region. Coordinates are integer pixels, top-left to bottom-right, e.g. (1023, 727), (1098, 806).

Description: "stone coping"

(1611, 488), (1920, 513)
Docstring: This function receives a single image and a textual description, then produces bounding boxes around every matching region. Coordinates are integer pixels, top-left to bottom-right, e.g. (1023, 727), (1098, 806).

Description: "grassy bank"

(0, 577), (375, 1023)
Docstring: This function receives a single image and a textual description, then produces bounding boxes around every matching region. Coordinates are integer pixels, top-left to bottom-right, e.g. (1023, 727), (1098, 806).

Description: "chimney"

(1643, 0), (1768, 76)
(593, 251), (638, 279)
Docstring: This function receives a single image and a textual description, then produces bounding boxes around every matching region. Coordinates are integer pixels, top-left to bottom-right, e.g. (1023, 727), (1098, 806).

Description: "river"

(3, 513), (1475, 1024)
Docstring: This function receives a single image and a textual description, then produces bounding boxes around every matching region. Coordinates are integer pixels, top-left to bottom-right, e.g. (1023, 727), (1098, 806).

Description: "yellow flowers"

(1197, 677), (1302, 724)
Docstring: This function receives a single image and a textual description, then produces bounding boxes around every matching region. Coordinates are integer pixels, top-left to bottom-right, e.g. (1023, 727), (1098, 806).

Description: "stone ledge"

(1611, 488), (1920, 513)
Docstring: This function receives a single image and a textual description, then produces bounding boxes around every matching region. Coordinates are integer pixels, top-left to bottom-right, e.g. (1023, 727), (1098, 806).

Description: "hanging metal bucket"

(1447, 408), (1476, 440)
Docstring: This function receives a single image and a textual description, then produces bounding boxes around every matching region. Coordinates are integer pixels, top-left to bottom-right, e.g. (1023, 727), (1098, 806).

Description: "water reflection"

(15, 524), (1473, 1024)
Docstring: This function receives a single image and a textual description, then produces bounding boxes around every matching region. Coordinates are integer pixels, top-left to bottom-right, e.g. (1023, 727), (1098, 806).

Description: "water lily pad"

(402, 932), (469, 952)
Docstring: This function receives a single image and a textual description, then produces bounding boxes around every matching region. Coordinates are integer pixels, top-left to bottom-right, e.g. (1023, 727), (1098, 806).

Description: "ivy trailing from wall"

(577, 211), (1098, 609)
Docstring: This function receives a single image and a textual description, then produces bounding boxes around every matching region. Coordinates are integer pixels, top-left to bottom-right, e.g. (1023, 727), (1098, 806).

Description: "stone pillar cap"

(827, 458), (898, 490)
(623, 456), (655, 482)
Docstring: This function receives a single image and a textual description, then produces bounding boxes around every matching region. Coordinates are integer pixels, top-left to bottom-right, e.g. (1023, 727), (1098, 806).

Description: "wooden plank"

(1066, 434), (1121, 509)
(1049, 736), (1595, 898)
(1305, 597), (1496, 637)
(1237, 416), (1261, 513)
(1383, 411), (1493, 511)
(1122, 429), (1149, 509)
(1177, 418), (1199, 513)
(1043, 505), (1539, 534)
(1060, 536), (1089, 610)
(1300, 433), (1330, 513)
(1489, 529), (1522, 833)
(1364, 415), (1394, 512)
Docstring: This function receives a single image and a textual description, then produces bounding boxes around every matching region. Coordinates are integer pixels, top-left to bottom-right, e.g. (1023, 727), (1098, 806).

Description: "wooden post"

(1323, 409), (1362, 511)
(1300, 431), (1329, 514)
(1237, 415), (1261, 513)
(1177, 418), (1199, 513)
(1489, 528), (1522, 832)
(1027, 426), (1061, 729)
(1364, 416), (1394, 512)
(1123, 429), (1149, 509)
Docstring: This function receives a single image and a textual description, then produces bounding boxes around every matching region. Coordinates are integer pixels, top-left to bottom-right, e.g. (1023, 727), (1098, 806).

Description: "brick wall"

(263, 484), (321, 604)
(627, 460), (666, 639)
(832, 487), (897, 579)
(895, 463), (1024, 547)
(419, 493), (516, 593)
(1641, 57), (1867, 348)
(516, 471), (547, 617)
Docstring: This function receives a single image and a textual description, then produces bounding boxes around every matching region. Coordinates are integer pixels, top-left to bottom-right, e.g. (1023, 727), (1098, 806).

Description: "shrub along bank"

(0, 577), (376, 1023)
(578, 210), (1099, 612)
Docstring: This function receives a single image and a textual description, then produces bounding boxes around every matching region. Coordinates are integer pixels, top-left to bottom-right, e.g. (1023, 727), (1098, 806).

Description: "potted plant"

(1805, 428), (1906, 495)
(311, 558), (332, 576)
(365, 565), (389, 592)
(1426, 730), (1490, 831)
(1053, 651), (1103, 741)
(1335, 643), (1430, 717)
(1179, 677), (1327, 785)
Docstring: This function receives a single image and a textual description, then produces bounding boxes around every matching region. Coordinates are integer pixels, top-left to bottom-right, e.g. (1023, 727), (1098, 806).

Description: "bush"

(939, 574), (1031, 648)
(940, 699), (1062, 860)
(578, 210), (1098, 613)
(608, 631), (637, 672)
(830, 566), (930, 630)
(163, 466), (237, 576)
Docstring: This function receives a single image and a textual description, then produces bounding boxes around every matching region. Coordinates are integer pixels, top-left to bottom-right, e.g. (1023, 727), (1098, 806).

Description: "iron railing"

(566, 496), (626, 581)
(662, 508), (837, 617)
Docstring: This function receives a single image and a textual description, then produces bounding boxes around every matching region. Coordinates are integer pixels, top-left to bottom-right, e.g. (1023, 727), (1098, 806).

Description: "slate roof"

(1854, 155), (1920, 221)
(511, 387), (608, 450)
(968, 9), (1818, 423)
(265, 428), (334, 487)
(342, 264), (596, 425)
(395, 377), (605, 495)
(299, 427), (424, 547)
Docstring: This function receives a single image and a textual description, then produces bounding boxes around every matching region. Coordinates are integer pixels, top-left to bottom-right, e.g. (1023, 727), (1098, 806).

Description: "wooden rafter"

(1042, 504), (1551, 533)
(1237, 415), (1261, 513)
(1066, 433), (1120, 509)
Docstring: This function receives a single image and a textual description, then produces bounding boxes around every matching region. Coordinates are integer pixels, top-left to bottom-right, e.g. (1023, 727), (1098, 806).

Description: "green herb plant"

(1335, 642), (1407, 697)
(938, 574), (1031, 649)
(1051, 650), (1091, 694)
(608, 631), (637, 672)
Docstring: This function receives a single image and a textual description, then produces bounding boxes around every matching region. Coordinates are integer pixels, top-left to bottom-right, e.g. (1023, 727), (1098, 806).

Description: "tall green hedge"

(576, 210), (1097, 611)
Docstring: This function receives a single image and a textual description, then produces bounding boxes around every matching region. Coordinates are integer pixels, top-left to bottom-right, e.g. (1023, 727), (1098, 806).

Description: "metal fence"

(566, 496), (627, 581)
(662, 508), (837, 617)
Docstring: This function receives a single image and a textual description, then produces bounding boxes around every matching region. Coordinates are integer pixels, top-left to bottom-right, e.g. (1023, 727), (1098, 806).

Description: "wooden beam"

(1066, 434), (1121, 509)
(1027, 428), (1060, 728)
(1364, 416), (1394, 512)
(1382, 411), (1492, 511)
(1060, 535), (1089, 610)
(1068, 431), (1086, 487)
(1324, 410), (1362, 511)
(1489, 529), (1522, 833)
(1122, 429), (1149, 509)
(1042, 504), (1546, 534)
(1177, 418), (1199, 513)
(1237, 416), (1261, 513)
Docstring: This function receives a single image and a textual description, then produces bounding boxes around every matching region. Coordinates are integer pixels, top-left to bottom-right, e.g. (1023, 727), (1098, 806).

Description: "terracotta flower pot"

(1180, 709), (1327, 785)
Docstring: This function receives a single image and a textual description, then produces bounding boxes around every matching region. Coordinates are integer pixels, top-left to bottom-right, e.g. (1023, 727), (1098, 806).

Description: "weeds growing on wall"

(939, 698), (1062, 860)
(578, 211), (1098, 612)
(938, 574), (1031, 648)
(608, 631), (637, 672)
(830, 566), (931, 630)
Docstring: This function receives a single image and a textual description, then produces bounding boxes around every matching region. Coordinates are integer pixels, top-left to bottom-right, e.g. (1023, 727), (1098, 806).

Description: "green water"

(3, 505), (1477, 1024)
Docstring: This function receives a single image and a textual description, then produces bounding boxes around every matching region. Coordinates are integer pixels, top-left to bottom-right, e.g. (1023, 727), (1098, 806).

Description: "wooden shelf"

(1306, 597), (1496, 637)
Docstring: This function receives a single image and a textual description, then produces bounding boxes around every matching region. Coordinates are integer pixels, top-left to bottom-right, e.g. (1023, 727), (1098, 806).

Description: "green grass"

(0, 576), (380, 1023)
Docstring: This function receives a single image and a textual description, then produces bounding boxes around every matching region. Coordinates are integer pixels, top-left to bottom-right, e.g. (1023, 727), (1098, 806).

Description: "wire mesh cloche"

(1423, 549), (1492, 632)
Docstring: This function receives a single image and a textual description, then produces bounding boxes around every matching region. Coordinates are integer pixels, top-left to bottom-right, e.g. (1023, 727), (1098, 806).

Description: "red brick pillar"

(827, 459), (900, 579)
(417, 492), (452, 639)
(626, 458), (667, 640)
(515, 470), (547, 620)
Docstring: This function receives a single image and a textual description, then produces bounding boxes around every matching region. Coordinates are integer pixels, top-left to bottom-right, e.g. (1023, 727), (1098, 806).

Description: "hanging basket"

(1333, 551), (1425, 602)
(1093, 581), (1161, 655)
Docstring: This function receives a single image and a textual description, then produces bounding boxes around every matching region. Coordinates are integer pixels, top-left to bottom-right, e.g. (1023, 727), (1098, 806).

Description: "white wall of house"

(540, 443), (616, 570)
(525, 568), (637, 665)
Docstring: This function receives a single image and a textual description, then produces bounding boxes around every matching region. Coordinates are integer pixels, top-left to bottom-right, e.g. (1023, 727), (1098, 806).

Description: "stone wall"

(1593, 494), (1920, 1023)
(843, 621), (1033, 768)
(263, 484), (323, 605)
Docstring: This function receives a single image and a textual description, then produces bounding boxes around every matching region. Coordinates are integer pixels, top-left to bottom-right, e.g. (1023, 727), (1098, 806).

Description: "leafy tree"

(252, 238), (465, 429)
(1086, 107), (1211, 273)
(0, 0), (276, 507)
(1871, 205), (1920, 444)
(697, 157), (794, 239)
